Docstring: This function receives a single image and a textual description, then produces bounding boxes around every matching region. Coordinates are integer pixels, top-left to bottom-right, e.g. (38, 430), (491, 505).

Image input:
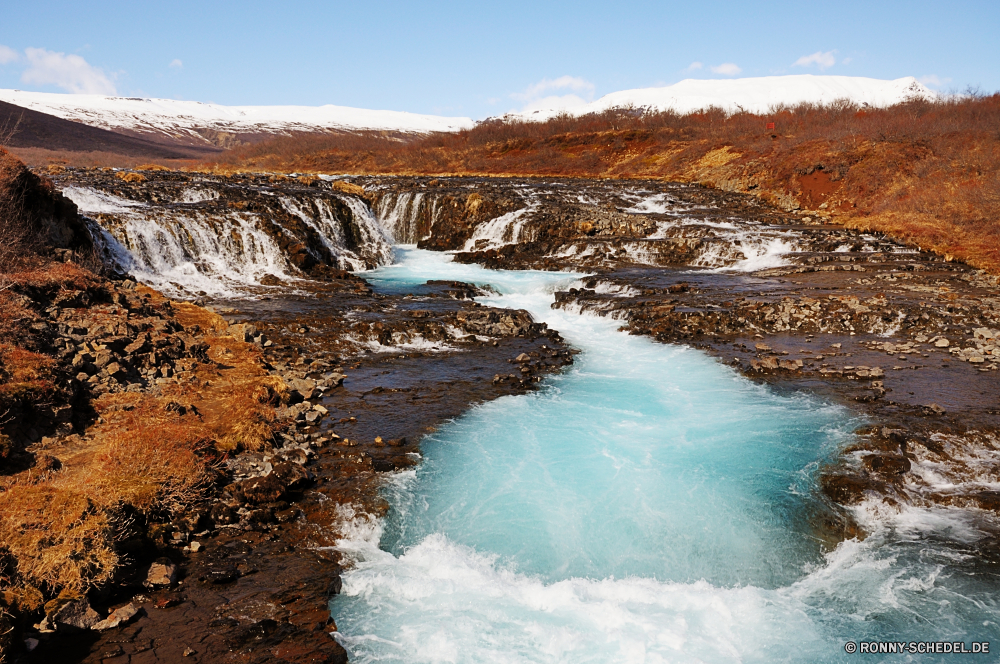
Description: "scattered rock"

(93, 603), (141, 631)
(145, 558), (178, 587)
(51, 597), (101, 631)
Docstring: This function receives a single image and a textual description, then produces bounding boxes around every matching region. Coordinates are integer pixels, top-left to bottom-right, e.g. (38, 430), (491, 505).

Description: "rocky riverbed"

(10, 168), (999, 662)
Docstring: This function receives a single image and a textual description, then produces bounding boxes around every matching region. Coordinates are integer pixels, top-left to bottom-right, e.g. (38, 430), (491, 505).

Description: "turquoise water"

(330, 248), (1000, 663)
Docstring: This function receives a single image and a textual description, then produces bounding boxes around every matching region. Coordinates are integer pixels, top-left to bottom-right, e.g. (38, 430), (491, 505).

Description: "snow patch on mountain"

(0, 89), (475, 142)
(509, 75), (937, 121)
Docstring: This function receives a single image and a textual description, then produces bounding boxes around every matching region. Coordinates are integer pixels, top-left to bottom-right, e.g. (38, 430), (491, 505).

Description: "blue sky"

(1, 0), (997, 119)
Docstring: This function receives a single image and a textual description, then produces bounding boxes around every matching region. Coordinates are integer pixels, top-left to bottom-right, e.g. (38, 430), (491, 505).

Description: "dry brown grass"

(114, 171), (145, 183)
(0, 481), (118, 607)
(84, 410), (215, 517)
(134, 163), (171, 171)
(0, 345), (55, 406)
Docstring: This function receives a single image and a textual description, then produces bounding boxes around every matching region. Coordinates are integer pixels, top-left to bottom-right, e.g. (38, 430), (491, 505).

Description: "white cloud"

(510, 75), (596, 113)
(793, 50), (837, 70)
(511, 75), (595, 102)
(0, 45), (19, 65)
(685, 61), (703, 71)
(710, 63), (742, 76)
(918, 74), (951, 88)
(21, 47), (116, 94)
(169, 58), (183, 69)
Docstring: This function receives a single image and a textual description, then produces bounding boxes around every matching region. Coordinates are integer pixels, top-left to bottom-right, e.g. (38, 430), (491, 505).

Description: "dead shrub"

(330, 180), (366, 196)
(0, 480), (118, 600)
(0, 345), (55, 415)
(114, 171), (145, 183)
(83, 410), (215, 518)
(212, 382), (280, 453)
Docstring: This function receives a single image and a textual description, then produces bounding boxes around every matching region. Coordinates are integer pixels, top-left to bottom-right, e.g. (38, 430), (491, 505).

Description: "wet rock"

(456, 308), (540, 337)
(145, 557), (178, 587)
(921, 403), (946, 416)
(210, 503), (238, 525)
(93, 603), (141, 631)
(286, 376), (318, 399)
(862, 453), (911, 477)
(821, 473), (889, 505)
(751, 357), (779, 371)
(973, 491), (1000, 511)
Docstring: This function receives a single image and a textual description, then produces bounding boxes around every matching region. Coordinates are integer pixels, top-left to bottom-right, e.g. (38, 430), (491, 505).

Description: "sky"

(1, 0), (997, 120)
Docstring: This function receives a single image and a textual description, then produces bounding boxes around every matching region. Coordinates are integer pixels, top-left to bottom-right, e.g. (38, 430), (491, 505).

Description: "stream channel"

(327, 248), (1000, 663)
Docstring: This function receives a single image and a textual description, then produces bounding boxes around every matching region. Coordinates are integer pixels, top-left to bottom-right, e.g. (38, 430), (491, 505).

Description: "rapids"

(329, 249), (1000, 663)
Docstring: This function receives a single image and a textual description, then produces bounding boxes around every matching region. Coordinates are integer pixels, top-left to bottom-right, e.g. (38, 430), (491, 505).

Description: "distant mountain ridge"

(0, 100), (221, 159)
(0, 76), (938, 159)
(0, 89), (476, 148)
(509, 75), (938, 121)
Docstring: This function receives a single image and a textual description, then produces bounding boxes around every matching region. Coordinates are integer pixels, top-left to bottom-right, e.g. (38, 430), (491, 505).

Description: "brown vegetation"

(0, 150), (287, 647)
(208, 94), (1000, 272)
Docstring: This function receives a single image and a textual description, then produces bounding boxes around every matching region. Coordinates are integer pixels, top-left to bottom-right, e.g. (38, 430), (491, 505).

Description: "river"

(328, 248), (1000, 663)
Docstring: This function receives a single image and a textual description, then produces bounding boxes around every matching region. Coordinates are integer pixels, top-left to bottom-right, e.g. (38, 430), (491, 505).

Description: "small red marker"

(766, 122), (776, 130)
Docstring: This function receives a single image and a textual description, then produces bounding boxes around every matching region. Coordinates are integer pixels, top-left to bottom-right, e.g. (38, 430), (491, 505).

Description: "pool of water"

(330, 248), (1000, 663)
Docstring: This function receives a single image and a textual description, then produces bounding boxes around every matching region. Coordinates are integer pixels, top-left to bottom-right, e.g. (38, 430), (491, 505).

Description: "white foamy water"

(65, 185), (394, 297)
(332, 248), (1000, 663)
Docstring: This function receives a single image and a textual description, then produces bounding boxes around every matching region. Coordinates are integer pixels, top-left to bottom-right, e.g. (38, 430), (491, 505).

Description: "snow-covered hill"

(512, 75), (938, 121)
(0, 76), (937, 149)
(0, 89), (475, 145)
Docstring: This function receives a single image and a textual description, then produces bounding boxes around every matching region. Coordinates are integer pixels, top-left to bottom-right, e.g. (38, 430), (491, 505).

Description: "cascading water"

(376, 191), (428, 243)
(330, 248), (1000, 663)
(62, 182), (395, 297)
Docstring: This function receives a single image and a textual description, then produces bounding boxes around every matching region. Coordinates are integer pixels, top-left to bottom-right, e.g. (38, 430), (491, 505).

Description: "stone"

(228, 323), (258, 343)
(145, 558), (178, 587)
(93, 603), (141, 631)
(754, 343), (772, 351)
(515, 353), (531, 362)
(973, 327), (999, 341)
(184, 647), (197, 657)
(105, 362), (127, 381)
(304, 410), (321, 424)
(50, 597), (100, 631)
(313, 404), (328, 415)
(750, 357), (779, 371)
(778, 359), (803, 371)
(935, 338), (950, 348)
(922, 403), (946, 416)
(970, 356), (985, 363)
(286, 377), (317, 399)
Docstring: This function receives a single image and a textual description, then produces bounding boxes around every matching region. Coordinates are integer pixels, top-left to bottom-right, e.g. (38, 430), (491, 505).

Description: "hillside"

(207, 93), (1000, 273)
(0, 100), (221, 160)
(0, 89), (475, 149)
(511, 75), (937, 120)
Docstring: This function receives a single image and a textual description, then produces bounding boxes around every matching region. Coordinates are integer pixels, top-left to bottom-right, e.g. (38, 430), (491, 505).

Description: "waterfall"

(375, 191), (427, 244)
(62, 180), (396, 298)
